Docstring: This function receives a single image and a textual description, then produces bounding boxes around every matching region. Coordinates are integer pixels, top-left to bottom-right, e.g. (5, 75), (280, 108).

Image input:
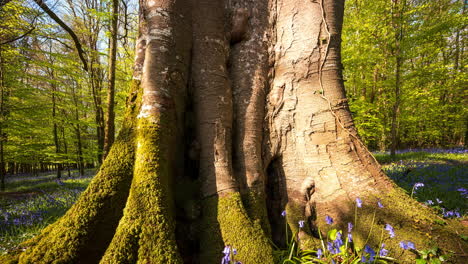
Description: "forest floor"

(0, 150), (467, 256)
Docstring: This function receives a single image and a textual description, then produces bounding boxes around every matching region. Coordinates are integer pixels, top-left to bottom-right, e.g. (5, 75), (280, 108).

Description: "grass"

(0, 170), (94, 255)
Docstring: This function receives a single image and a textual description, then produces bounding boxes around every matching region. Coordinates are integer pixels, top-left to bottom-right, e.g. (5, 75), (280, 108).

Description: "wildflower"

(377, 200), (384, 208)
(347, 232), (353, 242)
(361, 255), (367, 263)
(457, 187), (468, 197)
(384, 224), (395, 238)
(407, 241), (415, 250)
(232, 248), (237, 255)
(327, 242), (334, 252)
(426, 200), (434, 205)
(413, 182), (424, 190)
(325, 215), (333, 225)
(364, 245), (376, 262)
(455, 211), (461, 218)
(221, 246), (231, 264)
(436, 198), (443, 204)
(348, 222), (353, 232)
(334, 232), (344, 248)
(399, 241), (408, 250)
(356, 197), (363, 208)
(281, 210), (286, 217)
(317, 248), (323, 259)
(379, 243), (388, 257)
(298, 220), (305, 228)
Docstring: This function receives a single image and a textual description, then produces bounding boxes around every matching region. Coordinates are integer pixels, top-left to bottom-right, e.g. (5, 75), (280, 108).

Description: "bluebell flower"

(361, 255), (367, 263)
(377, 200), (384, 208)
(348, 222), (353, 232)
(407, 241), (415, 250)
(399, 241), (408, 250)
(413, 182), (424, 190)
(281, 210), (286, 217)
(426, 200), (434, 205)
(298, 220), (305, 228)
(233, 248), (237, 255)
(221, 246), (231, 264)
(384, 224), (395, 238)
(347, 233), (353, 243)
(327, 241), (334, 252)
(457, 187), (468, 197)
(379, 243), (388, 257)
(436, 198), (443, 204)
(325, 215), (333, 225)
(317, 248), (323, 259)
(364, 245), (376, 262)
(356, 197), (363, 208)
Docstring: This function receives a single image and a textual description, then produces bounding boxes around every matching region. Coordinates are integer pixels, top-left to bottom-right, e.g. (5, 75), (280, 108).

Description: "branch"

(0, 26), (36, 45)
(33, 0), (88, 72)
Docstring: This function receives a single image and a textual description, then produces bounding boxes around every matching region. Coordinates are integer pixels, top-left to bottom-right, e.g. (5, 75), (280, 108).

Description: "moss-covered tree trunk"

(2, 0), (466, 263)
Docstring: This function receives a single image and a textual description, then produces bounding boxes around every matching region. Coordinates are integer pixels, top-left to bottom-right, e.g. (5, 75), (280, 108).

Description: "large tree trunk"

(3, 0), (466, 263)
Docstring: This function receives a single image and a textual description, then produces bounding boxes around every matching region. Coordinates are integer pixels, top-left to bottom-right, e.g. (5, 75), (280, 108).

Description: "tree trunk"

(0, 47), (5, 191)
(103, 0), (119, 160)
(3, 0), (466, 263)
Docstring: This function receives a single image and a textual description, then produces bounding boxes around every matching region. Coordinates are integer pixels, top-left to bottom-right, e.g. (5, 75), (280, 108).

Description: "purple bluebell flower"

(298, 220), (305, 228)
(325, 215), (333, 225)
(334, 232), (344, 248)
(379, 243), (388, 257)
(436, 198), (443, 204)
(426, 200), (434, 205)
(413, 182), (424, 190)
(221, 246), (231, 264)
(327, 241), (334, 252)
(407, 241), (415, 250)
(399, 241), (408, 250)
(356, 197), (363, 208)
(361, 255), (367, 263)
(281, 210), (286, 217)
(457, 187), (467, 194)
(348, 222), (353, 232)
(364, 245), (376, 262)
(347, 233), (353, 242)
(377, 200), (384, 208)
(455, 211), (461, 218)
(232, 248), (237, 255)
(385, 224), (395, 238)
(317, 248), (323, 259)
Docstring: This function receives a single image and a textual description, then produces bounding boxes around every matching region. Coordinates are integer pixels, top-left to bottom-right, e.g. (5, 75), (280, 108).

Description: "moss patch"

(200, 192), (275, 263)
(100, 116), (182, 263)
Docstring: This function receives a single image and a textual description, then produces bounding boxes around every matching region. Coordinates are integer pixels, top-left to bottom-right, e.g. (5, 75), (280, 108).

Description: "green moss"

(241, 189), (272, 236)
(285, 201), (320, 250)
(200, 192), (275, 263)
(100, 116), (182, 263)
(11, 80), (142, 264)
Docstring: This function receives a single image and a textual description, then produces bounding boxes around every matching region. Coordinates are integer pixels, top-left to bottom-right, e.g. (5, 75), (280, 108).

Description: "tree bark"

(3, 1), (466, 263)
(103, 0), (119, 160)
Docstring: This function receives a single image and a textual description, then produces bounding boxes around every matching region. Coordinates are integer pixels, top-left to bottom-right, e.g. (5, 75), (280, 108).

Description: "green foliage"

(343, 0), (467, 150)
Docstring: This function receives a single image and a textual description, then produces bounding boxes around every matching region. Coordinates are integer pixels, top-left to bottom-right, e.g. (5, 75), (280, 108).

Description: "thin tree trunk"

(51, 80), (62, 179)
(103, 0), (118, 160)
(390, 0), (404, 156)
(0, 48), (4, 191)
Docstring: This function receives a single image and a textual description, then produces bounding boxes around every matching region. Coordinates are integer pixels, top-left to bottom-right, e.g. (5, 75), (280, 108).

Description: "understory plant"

(273, 198), (421, 264)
